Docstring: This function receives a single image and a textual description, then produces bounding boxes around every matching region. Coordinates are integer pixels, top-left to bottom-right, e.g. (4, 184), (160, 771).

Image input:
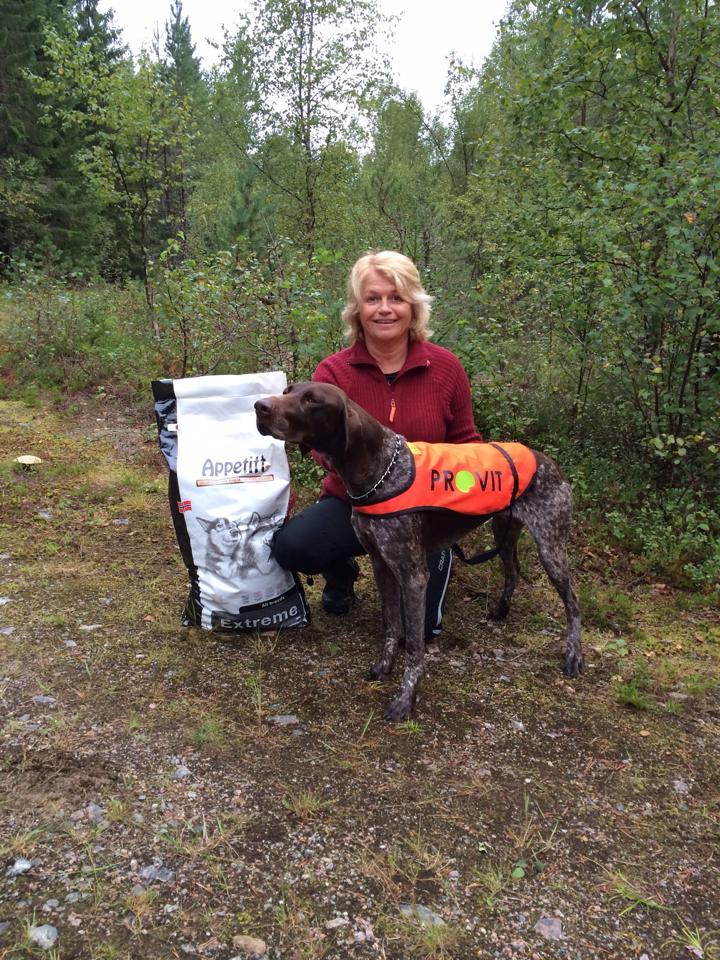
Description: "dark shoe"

(321, 558), (359, 615)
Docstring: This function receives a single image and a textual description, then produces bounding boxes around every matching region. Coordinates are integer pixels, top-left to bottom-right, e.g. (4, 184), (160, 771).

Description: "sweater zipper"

(389, 396), (396, 423)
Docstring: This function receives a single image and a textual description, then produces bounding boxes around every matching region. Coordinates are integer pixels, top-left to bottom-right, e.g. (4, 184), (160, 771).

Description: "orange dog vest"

(353, 441), (537, 517)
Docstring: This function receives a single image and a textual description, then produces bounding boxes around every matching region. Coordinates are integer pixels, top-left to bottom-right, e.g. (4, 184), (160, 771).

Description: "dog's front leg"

(366, 554), (403, 682)
(383, 566), (429, 722)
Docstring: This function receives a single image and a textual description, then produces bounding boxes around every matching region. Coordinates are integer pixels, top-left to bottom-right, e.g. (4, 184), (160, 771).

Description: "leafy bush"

(606, 491), (720, 587)
(0, 264), (151, 392)
(149, 238), (345, 379)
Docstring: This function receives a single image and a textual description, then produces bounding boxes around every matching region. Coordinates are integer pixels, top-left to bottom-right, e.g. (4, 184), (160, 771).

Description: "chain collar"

(347, 435), (403, 504)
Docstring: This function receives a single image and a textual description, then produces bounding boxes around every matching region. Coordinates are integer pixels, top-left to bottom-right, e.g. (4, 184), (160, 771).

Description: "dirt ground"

(1, 395), (719, 960)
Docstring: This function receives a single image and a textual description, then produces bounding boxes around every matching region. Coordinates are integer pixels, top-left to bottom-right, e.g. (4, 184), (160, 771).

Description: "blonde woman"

(272, 251), (482, 637)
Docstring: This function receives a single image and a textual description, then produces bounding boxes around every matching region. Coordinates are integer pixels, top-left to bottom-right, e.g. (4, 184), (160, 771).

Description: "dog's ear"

(343, 400), (363, 454)
(196, 517), (211, 531)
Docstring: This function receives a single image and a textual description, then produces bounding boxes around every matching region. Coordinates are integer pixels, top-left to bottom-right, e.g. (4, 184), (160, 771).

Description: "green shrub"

(605, 491), (720, 587)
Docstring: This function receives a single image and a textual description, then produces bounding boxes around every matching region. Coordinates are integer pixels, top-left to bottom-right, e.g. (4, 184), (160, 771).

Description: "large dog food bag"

(152, 372), (309, 631)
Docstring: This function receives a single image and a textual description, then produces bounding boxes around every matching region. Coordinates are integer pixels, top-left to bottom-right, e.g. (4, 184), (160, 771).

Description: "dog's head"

(254, 381), (360, 457)
(197, 516), (241, 552)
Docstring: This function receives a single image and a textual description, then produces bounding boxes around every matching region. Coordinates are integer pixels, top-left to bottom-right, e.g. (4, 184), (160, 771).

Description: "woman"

(272, 250), (482, 640)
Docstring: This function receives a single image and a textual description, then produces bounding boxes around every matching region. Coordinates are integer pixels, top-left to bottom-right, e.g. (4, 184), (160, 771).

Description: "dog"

(255, 382), (583, 721)
(198, 513), (275, 581)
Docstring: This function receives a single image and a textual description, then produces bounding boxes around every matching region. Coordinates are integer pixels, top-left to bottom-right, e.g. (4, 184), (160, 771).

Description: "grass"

(187, 713), (228, 749)
(605, 871), (667, 916)
(0, 826), (46, 858)
(281, 787), (332, 820)
(386, 910), (463, 959)
(2, 394), (720, 960)
(578, 583), (635, 633)
(664, 920), (720, 960)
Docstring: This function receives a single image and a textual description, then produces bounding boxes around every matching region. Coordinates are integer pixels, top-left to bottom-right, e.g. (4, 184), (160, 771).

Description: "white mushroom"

(14, 455), (43, 468)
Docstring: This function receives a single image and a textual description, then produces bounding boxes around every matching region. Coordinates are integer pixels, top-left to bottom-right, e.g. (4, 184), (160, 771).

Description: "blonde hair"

(341, 251), (433, 344)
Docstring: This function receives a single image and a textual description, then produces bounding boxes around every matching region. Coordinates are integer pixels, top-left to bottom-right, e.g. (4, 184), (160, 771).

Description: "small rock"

(0, 920), (10, 936)
(65, 639), (77, 648)
(112, 518), (130, 526)
(0, 598), (11, 606)
(511, 720), (526, 732)
(534, 916), (564, 940)
(29, 924), (58, 950)
(140, 863), (175, 883)
(99, 596), (113, 605)
(130, 884), (146, 896)
(669, 692), (689, 701)
(5, 858), (32, 877)
(639, 954), (650, 960)
(268, 714), (299, 726)
(0, 627), (15, 636)
(37, 510), (54, 520)
(398, 903), (445, 927)
(231, 933), (267, 955)
(32, 695), (56, 705)
(325, 917), (349, 929)
(86, 802), (104, 823)
(64, 892), (82, 903)
(173, 765), (192, 780)
(42, 899), (60, 912)
(672, 779), (690, 794)
(79, 624), (102, 631)
(164, 903), (179, 914)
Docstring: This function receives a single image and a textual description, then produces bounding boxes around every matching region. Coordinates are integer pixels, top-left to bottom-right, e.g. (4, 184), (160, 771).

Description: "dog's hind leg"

(519, 493), (583, 677)
(488, 512), (524, 621)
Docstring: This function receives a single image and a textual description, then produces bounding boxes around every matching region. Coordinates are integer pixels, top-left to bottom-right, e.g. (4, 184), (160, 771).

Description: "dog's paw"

(367, 661), (391, 682)
(562, 649), (585, 678)
(383, 694), (415, 722)
(488, 601), (510, 622)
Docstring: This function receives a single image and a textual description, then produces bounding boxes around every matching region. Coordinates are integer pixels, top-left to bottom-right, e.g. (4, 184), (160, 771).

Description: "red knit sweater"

(312, 338), (482, 501)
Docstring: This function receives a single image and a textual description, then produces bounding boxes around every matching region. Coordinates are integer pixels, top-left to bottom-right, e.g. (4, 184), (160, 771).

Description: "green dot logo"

(455, 469), (475, 493)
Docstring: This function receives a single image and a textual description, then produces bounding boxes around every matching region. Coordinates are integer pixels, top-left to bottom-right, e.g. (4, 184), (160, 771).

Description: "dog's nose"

(255, 399), (272, 417)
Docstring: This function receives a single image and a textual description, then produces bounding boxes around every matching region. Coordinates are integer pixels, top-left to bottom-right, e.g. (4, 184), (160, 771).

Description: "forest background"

(1, 0), (718, 587)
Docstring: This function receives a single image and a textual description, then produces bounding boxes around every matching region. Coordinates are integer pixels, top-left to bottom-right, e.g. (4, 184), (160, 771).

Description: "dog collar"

(347, 435), (403, 504)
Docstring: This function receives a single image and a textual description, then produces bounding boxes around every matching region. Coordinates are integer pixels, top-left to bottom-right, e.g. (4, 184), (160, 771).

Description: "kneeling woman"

(272, 250), (482, 640)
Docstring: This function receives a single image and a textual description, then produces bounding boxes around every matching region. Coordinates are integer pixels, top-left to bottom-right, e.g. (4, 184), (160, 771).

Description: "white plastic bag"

(153, 372), (308, 631)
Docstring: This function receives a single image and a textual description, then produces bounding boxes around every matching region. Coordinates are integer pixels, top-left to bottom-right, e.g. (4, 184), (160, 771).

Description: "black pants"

(272, 497), (452, 639)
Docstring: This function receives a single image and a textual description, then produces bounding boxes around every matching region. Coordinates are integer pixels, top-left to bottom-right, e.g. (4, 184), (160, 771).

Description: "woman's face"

(359, 269), (413, 349)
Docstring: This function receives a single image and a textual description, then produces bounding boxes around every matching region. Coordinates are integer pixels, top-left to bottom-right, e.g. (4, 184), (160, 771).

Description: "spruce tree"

(164, 0), (202, 98)
(0, 0), (65, 259)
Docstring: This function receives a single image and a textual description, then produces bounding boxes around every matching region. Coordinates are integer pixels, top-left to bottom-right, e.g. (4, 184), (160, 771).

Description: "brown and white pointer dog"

(255, 381), (583, 721)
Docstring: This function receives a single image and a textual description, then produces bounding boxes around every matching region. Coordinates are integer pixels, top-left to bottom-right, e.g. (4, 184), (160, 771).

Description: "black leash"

(452, 542), (500, 565)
